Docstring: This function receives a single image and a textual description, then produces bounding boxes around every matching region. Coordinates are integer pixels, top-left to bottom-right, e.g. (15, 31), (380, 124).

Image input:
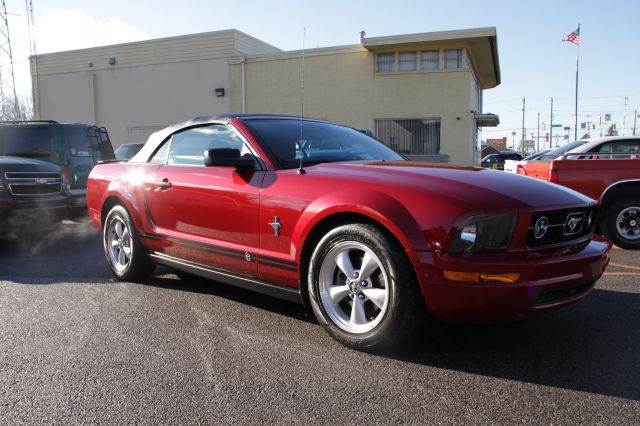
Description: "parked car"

(481, 151), (523, 170)
(518, 136), (640, 249)
(504, 149), (552, 174)
(114, 142), (145, 161)
(0, 155), (69, 236)
(87, 114), (611, 350)
(0, 120), (115, 218)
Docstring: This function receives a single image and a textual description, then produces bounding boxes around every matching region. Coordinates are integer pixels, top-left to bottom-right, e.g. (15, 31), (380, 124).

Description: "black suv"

(0, 120), (115, 217)
(0, 155), (69, 235)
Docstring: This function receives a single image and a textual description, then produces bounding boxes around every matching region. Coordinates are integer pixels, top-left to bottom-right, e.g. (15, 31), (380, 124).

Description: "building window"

(374, 119), (441, 156)
(420, 50), (439, 70)
(444, 49), (462, 69)
(398, 51), (417, 71)
(376, 52), (396, 72)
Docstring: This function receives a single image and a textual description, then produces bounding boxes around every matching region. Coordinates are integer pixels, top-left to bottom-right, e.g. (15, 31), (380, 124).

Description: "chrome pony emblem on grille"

(533, 216), (549, 239)
(564, 212), (585, 235)
(36, 178), (48, 184)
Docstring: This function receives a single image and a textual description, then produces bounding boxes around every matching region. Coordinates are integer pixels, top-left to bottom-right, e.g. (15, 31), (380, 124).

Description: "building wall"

(31, 29), (496, 164)
(38, 58), (232, 146)
(32, 30), (280, 146)
(230, 46), (476, 164)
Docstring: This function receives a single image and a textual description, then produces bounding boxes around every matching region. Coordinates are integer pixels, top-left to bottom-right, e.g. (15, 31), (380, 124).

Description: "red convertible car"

(87, 115), (611, 350)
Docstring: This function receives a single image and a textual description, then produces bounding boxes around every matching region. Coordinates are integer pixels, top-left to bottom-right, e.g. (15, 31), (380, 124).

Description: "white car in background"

(503, 149), (552, 173)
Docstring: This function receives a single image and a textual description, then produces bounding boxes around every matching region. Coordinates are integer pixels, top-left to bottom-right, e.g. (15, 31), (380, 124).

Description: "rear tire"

(603, 196), (640, 250)
(307, 223), (425, 351)
(103, 205), (156, 281)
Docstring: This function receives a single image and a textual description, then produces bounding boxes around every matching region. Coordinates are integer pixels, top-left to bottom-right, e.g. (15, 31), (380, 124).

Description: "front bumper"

(0, 192), (69, 231)
(68, 188), (87, 208)
(413, 237), (611, 322)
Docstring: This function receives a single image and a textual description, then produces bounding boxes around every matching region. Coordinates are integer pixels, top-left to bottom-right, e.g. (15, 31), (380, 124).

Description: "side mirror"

(204, 148), (254, 169)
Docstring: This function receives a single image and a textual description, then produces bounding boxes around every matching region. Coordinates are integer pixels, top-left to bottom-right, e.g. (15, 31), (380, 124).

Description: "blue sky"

(11, 0), (640, 145)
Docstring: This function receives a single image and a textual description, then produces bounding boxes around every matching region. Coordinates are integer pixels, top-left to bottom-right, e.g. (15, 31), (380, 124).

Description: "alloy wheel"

(107, 217), (133, 271)
(616, 206), (640, 240)
(318, 241), (390, 334)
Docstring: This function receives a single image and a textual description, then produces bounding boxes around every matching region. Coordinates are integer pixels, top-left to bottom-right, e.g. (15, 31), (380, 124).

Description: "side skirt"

(149, 252), (303, 304)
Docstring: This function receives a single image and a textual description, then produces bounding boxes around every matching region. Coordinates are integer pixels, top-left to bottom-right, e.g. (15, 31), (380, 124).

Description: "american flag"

(563, 27), (580, 44)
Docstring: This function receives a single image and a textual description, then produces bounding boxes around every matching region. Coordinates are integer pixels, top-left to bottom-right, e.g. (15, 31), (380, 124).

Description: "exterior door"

(144, 124), (264, 278)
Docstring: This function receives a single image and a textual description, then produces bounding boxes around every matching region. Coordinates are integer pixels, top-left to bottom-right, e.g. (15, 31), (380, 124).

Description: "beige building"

(31, 27), (500, 165)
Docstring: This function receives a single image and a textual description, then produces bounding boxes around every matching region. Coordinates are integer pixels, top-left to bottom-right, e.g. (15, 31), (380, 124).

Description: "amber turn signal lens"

(443, 271), (520, 284)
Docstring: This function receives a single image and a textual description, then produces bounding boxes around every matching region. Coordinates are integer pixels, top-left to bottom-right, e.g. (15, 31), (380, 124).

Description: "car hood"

(306, 161), (594, 210)
(0, 155), (60, 173)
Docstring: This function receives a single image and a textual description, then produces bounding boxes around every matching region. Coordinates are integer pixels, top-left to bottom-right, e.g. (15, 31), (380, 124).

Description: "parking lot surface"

(1, 222), (639, 423)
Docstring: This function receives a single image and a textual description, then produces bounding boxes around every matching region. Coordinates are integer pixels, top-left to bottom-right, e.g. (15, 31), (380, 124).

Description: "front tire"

(103, 205), (156, 281)
(603, 196), (640, 250)
(307, 223), (424, 350)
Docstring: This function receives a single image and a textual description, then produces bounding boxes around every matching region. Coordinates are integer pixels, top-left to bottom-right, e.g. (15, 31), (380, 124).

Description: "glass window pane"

(243, 119), (403, 169)
(0, 126), (54, 162)
(598, 140), (640, 154)
(420, 50), (439, 70)
(166, 125), (246, 166)
(444, 49), (462, 69)
(149, 140), (170, 164)
(374, 119), (441, 155)
(376, 52), (396, 73)
(398, 51), (417, 71)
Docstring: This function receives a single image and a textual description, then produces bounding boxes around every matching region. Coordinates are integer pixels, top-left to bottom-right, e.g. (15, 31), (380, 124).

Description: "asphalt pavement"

(1, 222), (639, 423)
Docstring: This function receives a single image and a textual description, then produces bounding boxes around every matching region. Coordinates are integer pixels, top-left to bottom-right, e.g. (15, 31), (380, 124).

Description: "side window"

(149, 140), (170, 164)
(167, 125), (251, 166)
(597, 140), (640, 154)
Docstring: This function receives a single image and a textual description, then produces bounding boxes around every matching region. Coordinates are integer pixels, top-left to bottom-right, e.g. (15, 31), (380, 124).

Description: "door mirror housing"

(204, 148), (254, 169)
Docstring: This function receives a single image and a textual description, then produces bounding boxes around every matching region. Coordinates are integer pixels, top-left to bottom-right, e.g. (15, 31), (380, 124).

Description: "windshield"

(242, 119), (404, 169)
(0, 126), (54, 161)
(537, 141), (586, 161)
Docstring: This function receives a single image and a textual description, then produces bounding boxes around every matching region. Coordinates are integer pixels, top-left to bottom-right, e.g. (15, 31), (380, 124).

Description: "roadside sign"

(552, 124), (562, 128)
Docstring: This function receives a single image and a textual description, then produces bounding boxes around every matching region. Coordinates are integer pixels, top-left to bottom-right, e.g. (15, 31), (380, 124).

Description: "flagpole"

(574, 22), (580, 141)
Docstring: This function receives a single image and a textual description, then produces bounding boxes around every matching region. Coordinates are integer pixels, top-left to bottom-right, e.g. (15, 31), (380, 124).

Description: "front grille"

(527, 206), (595, 247)
(535, 281), (594, 305)
(4, 172), (61, 179)
(4, 172), (63, 196)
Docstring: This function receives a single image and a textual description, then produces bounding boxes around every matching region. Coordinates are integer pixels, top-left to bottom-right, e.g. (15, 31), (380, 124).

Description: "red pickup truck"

(518, 137), (640, 249)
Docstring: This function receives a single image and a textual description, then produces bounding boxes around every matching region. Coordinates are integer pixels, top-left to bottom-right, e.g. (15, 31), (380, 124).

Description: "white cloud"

(8, 8), (149, 99)
(33, 8), (149, 54)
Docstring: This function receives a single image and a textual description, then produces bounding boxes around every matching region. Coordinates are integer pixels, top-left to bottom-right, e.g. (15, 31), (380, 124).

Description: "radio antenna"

(297, 26), (306, 175)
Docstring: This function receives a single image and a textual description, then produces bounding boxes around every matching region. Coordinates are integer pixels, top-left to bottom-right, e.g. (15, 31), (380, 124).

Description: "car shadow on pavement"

(147, 273), (313, 323)
(395, 287), (640, 401)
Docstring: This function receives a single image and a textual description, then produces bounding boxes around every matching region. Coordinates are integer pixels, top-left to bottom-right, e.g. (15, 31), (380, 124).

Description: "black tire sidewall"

(604, 197), (640, 249)
(307, 223), (420, 349)
(103, 205), (154, 280)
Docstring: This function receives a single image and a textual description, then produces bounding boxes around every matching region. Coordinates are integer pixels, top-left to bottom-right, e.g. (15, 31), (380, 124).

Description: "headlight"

(448, 213), (517, 254)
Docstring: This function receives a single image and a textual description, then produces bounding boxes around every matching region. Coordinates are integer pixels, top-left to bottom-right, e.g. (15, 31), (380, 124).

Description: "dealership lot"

(1, 223), (639, 423)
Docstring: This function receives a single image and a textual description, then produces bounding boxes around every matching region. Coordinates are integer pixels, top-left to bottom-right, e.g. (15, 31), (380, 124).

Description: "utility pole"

(520, 97), (526, 155)
(623, 96), (628, 136)
(0, 0), (20, 119)
(549, 97), (554, 146)
(634, 108), (637, 136)
(536, 112), (540, 152)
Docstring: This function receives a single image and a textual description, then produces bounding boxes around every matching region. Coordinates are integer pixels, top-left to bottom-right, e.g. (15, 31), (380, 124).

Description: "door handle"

(153, 178), (171, 189)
